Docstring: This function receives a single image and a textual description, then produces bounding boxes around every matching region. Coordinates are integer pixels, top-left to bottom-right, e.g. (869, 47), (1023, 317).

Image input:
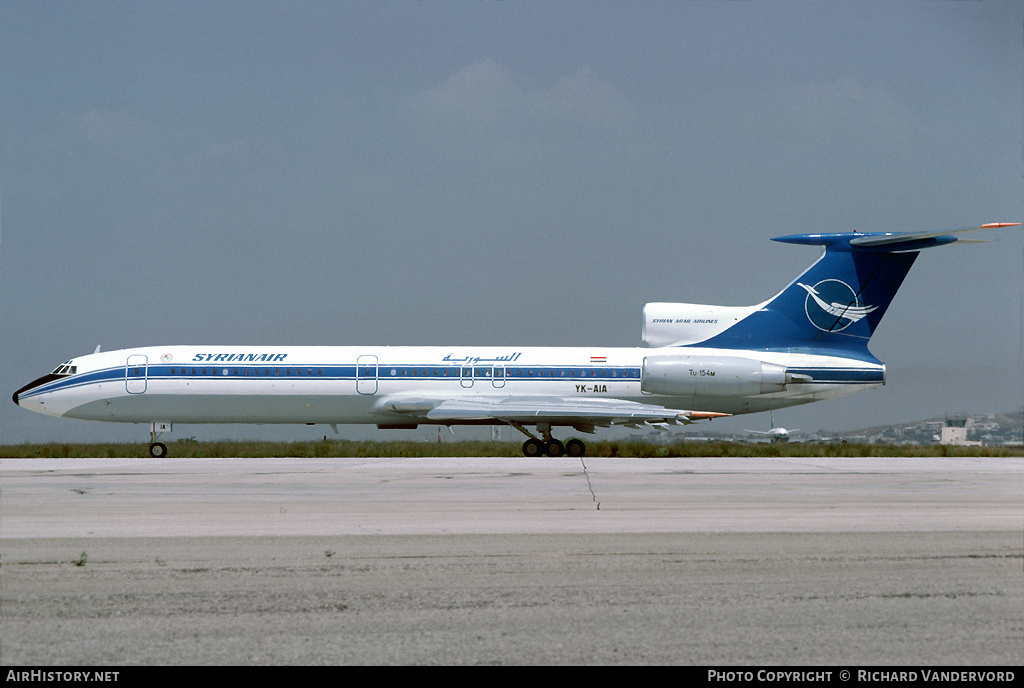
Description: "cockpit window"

(50, 361), (77, 375)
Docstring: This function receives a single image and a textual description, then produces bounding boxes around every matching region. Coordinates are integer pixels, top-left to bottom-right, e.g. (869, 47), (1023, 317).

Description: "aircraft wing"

(377, 395), (728, 432)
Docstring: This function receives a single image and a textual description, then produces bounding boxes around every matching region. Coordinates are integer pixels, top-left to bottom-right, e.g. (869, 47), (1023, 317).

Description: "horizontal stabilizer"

(847, 223), (1021, 250)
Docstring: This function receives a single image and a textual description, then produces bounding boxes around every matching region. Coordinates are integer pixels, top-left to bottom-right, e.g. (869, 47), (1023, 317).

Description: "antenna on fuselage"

(94, 345), (102, 354)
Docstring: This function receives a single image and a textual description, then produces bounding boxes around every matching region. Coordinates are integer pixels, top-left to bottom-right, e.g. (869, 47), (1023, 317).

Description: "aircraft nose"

(13, 373), (61, 407)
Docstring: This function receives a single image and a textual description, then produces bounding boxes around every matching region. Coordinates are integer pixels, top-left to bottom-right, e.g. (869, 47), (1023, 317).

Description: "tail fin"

(662, 224), (1019, 360)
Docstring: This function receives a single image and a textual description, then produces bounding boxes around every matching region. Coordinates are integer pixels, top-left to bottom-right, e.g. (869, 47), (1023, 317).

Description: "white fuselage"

(18, 344), (884, 427)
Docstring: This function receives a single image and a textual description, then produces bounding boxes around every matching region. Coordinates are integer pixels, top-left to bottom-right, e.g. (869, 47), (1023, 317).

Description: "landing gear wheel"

(149, 442), (167, 458)
(544, 439), (564, 457)
(522, 439), (542, 457)
(565, 438), (586, 457)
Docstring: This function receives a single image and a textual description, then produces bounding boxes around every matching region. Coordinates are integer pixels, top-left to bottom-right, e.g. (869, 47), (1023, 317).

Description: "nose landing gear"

(148, 422), (171, 458)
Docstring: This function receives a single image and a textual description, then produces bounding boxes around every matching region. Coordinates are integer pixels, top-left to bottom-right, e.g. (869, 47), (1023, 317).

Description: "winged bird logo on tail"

(797, 280), (878, 332)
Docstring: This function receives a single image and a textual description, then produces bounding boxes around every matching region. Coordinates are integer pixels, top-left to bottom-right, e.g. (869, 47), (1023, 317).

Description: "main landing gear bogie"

(521, 437), (586, 458)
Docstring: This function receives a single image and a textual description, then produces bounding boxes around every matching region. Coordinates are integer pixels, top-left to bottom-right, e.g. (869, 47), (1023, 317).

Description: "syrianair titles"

(190, 353), (289, 362)
(13, 223), (1020, 458)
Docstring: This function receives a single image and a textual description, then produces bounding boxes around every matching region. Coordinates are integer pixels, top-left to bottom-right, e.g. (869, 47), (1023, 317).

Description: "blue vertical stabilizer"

(685, 226), (1010, 360)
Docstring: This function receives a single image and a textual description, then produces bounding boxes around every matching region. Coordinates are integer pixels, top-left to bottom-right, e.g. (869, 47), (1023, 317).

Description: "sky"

(2, 1), (1023, 444)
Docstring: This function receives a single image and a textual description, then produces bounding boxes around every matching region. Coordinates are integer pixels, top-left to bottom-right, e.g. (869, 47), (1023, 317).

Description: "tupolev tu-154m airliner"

(14, 223), (1020, 458)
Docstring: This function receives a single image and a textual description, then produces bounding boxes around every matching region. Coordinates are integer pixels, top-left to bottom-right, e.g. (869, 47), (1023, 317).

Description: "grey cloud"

(406, 59), (633, 130)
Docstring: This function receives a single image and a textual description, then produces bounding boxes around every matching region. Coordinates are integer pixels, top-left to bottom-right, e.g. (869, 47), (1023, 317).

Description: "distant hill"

(668, 409), (1024, 446)
(849, 409), (1024, 447)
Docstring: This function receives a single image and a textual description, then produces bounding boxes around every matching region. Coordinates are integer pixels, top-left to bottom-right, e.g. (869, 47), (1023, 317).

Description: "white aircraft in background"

(744, 427), (797, 443)
(745, 410), (796, 442)
(14, 223), (1019, 458)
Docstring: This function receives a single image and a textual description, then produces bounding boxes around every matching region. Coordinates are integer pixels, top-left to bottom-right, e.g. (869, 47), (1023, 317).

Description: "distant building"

(940, 418), (982, 446)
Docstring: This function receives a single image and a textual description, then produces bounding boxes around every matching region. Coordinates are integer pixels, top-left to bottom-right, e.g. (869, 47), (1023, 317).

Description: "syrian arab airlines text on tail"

(13, 223), (1020, 457)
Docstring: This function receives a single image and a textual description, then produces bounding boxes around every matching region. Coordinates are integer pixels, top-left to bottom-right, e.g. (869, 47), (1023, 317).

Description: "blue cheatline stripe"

(19, 362), (883, 400)
(18, 368), (119, 398)
(17, 364), (644, 400)
(786, 367), (884, 384)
